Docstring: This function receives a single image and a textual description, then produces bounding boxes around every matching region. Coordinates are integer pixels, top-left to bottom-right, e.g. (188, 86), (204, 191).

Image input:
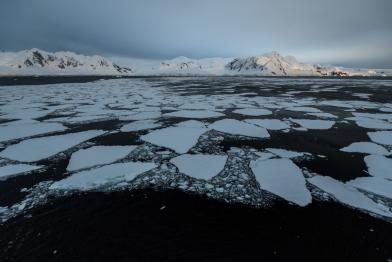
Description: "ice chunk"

(120, 120), (160, 132)
(67, 145), (137, 171)
(364, 155), (392, 180)
(0, 130), (105, 162)
(0, 122), (66, 142)
(170, 154), (227, 180)
(306, 112), (338, 119)
(286, 106), (322, 113)
(50, 162), (156, 190)
(340, 142), (389, 155)
(0, 164), (44, 180)
(233, 108), (272, 116)
(266, 148), (305, 158)
(210, 119), (270, 138)
(368, 131), (392, 146)
(244, 119), (290, 130)
(290, 119), (335, 130)
(140, 124), (208, 153)
(308, 175), (392, 218)
(347, 177), (392, 199)
(250, 158), (311, 206)
(163, 110), (224, 119)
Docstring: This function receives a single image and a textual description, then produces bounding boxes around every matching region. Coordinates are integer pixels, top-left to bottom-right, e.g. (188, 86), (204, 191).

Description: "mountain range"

(0, 49), (390, 77)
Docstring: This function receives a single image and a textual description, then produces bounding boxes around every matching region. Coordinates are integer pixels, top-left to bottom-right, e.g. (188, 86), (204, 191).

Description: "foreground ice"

(340, 142), (389, 155)
(290, 119), (335, 130)
(244, 119), (290, 130)
(232, 108), (272, 116)
(250, 158), (311, 206)
(364, 155), (392, 180)
(0, 122), (67, 142)
(210, 119), (270, 138)
(368, 131), (392, 146)
(266, 148), (306, 159)
(308, 175), (392, 218)
(50, 162), (157, 190)
(347, 177), (392, 199)
(120, 120), (160, 132)
(170, 154), (227, 180)
(0, 130), (105, 162)
(67, 146), (138, 171)
(0, 164), (43, 181)
(163, 110), (224, 119)
(141, 123), (209, 153)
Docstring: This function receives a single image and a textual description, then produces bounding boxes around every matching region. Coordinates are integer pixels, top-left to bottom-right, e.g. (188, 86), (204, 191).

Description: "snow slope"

(0, 49), (132, 76)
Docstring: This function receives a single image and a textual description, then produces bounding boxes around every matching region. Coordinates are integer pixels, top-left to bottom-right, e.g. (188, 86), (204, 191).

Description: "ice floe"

(0, 130), (105, 162)
(290, 119), (335, 130)
(308, 175), (392, 218)
(140, 123), (209, 153)
(340, 142), (389, 155)
(244, 119), (290, 130)
(250, 158), (311, 206)
(0, 122), (67, 142)
(120, 120), (160, 132)
(232, 108), (272, 116)
(170, 154), (227, 180)
(0, 164), (44, 180)
(286, 106), (322, 113)
(210, 119), (270, 138)
(347, 177), (392, 199)
(50, 162), (157, 191)
(266, 148), (306, 159)
(67, 145), (137, 171)
(364, 155), (392, 180)
(368, 131), (392, 146)
(163, 110), (224, 119)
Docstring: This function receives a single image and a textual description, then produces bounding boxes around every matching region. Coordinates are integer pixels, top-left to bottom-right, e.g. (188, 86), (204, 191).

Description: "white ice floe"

(210, 119), (270, 138)
(308, 175), (392, 218)
(290, 119), (335, 130)
(250, 158), (311, 206)
(306, 112), (338, 119)
(170, 154), (227, 180)
(50, 162), (157, 191)
(286, 106), (322, 113)
(340, 142), (389, 155)
(67, 145), (137, 171)
(348, 117), (392, 130)
(364, 155), (392, 180)
(244, 119), (290, 130)
(140, 123), (209, 153)
(266, 148), (306, 158)
(0, 122), (67, 142)
(368, 131), (392, 146)
(119, 111), (161, 121)
(0, 130), (105, 162)
(347, 177), (392, 199)
(163, 110), (224, 119)
(176, 120), (208, 128)
(232, 108), (272, 116)
(120, 120), (160, 132)
(0, 164), (44, 180)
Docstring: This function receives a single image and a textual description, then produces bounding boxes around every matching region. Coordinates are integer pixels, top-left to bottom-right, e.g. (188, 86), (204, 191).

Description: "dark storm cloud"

(1, 0), (391, 68)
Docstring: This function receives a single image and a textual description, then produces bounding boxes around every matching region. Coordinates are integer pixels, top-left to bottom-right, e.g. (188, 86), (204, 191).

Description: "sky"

(1, 0), (392, 68)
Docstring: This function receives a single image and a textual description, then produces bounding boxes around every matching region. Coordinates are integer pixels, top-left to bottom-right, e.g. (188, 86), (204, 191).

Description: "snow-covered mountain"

(114, 52), (390, 77)
(225, 52), (386, 76)
(1, 49), (390, 77)
(0, 49), (132, 76)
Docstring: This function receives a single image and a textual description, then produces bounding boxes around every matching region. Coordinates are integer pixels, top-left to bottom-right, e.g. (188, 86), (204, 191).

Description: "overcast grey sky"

(1, 0), (391, 68)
